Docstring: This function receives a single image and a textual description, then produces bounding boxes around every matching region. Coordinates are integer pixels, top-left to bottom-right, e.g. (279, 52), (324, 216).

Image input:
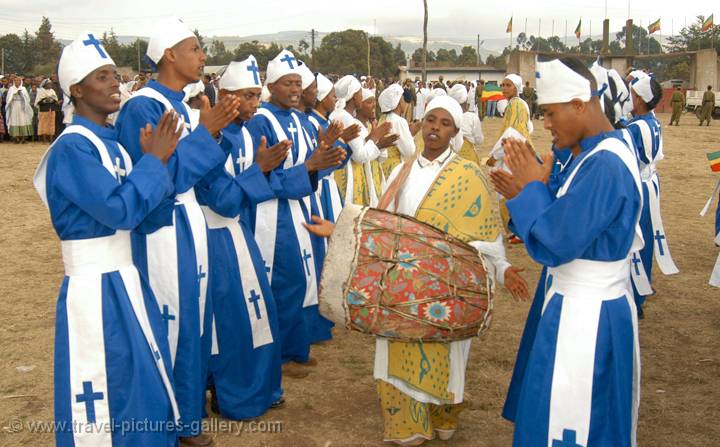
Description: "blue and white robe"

(503, 147), (573, 423)
(116, 80), (228, 436)
(626, 113), (679, 309)
(245, 103), (333, 364)
(34, 116), (179, 446)
(307, 109), (349, 223)
(505, 131), (643, 447)
(196, 121), (284, 419)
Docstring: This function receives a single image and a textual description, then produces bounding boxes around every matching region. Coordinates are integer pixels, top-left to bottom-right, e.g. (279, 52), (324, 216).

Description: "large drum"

(319, 204), (493, 342)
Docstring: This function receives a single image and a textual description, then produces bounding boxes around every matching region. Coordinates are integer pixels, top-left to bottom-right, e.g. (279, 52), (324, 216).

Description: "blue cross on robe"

(197, 265), (207, 291)
(247, 289), (263, 320)
(153, 348), (161, 361)
(302, 249), (312, 276)
(161, 304), (176, 332)
(280, 53), (296, 69)
(264, 262), (271, 274)
(82, 34), (107, 59)
(246, 59), (261, 85)
(552, 429), (583, 447)
(654, 230), (667, 256)
(631, 253), (642, 276)
(75, 381), (104, 423)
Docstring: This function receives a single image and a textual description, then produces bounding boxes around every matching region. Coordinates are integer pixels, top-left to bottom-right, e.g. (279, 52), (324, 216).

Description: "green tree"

(411, 48), (435, 64)
(193, 29), (206, 52)
(435, 48), (458, 64)
(0, 34), (26, 74)
(457, 46), (479, 65)
(314, 29), (402, 77)
(207, 39), (232, 65)
(616, 24), (662, 54)
(35, 17), (61, 69)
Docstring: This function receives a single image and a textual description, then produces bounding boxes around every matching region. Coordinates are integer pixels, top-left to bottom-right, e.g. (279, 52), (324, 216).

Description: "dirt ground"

(0, 112), (719, 447)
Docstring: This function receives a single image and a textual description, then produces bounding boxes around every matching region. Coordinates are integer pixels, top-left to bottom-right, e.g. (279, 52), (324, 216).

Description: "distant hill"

(58, 30), (670, 59)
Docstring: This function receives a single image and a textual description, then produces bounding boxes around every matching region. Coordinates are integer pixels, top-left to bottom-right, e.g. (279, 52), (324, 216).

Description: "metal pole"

(477, 34), (480, 65)
(537, 18), (541, 51)
(565, 20), (568, 47)
(136, 40), (140, 72)
(366, 31), (371, 76)
(1, 48), (4, 75)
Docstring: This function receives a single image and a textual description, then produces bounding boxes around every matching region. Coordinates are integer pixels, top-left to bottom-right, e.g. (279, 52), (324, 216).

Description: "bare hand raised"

(367, 121), (393, 145)
(140, 110), (183, 164)
(503, 138), (545, 188)
(490, 169), (522, 200)
(199, 94), (241, 136)
(340, 123), (361, 143)
(322, 121), (344, 146)
(305, 129), (347, 173)
(255, 137), (291, 174)
(302, 215), (335, 238)
(504, 266), (530, 301)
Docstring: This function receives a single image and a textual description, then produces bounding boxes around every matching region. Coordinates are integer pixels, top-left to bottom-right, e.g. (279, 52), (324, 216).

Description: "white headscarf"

(296, 61), (316, 91)
(219, 55), (263, 91)
(630, 76), (655, 104)
(265, 49), (301, 85)
(334, 75), (361, 110)
(448, 84), (468, 105)
(378, 83), (403, 113)
(535, 59), (591, 105)
(361, 88), (375, 102)
(589, 58), (610, 112)
(504, 73), (523, 95)
(146, 17), (195, 65)
(425, 88), (447, 107)
(424, 96), (464, 151)
(316, 73), (334, 102)
(57, 31), (117, 121)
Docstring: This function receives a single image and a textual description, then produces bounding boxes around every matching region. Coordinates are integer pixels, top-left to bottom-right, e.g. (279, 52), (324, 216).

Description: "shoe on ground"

(180, 433), (215, 447)
(282, 362), (310, 378)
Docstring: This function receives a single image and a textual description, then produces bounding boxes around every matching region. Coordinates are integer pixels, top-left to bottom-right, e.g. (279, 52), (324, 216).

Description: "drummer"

(306, 96), (529, 446)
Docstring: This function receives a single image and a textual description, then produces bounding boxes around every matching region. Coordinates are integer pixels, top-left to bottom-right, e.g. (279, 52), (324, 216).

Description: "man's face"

(72, 64), (122, 114)
(541, 101), (584, 149)
(269, 74), (302, 109)
(168, 36), (206, 84)
(422, 108), (457, 152)
(220, 87), (262, 121)
(301, 80), (318, 109)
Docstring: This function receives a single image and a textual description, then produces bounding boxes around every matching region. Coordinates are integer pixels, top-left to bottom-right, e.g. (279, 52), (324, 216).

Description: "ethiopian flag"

(701, 14), (714, 32)
(506, 17), (513, 33)
(575, 19), (582, 39)
(707, 151), (720, 172)
(648, 18), (661, 34)
(481, 84), (504, 102)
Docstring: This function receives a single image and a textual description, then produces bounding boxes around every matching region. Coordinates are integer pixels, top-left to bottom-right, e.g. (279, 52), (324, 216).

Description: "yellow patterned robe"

(500, 96), (533, 145)
(378, 155), (501, 442)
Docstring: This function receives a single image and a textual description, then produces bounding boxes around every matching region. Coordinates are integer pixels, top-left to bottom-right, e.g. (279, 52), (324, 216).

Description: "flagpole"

(565, 20), (568, 47)
(538, 18), (541, 52)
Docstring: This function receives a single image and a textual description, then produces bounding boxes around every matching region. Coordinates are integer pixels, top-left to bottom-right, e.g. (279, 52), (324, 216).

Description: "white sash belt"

(61, 231), (133, 276)
(547, 258), (631, 303)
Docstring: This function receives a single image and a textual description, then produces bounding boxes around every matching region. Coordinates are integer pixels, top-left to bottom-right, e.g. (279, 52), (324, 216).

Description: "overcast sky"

(0, 0), (715, 40)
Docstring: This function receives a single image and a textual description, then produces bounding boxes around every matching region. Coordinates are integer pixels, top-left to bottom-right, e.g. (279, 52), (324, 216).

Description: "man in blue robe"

(245, 49), (345, 377)
(492, 57), (643, 447)
(115, 17), (242, 446)
(34, 32), (182, 446)
(195, 56), (294, 419)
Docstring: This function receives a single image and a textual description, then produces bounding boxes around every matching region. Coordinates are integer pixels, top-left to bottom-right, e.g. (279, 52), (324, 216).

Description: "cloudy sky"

(0, 0), (715, 40)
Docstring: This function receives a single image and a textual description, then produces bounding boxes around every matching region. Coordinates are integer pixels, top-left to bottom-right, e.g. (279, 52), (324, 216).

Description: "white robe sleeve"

(393, 115), (417, 159)
(471, 114), (484, 147)
(470, 234), (511, 285)
(331, 109), (381, 163)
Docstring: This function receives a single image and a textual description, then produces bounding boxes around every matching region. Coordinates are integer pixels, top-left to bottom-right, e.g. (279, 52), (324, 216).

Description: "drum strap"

(377, 157), (415, 211)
